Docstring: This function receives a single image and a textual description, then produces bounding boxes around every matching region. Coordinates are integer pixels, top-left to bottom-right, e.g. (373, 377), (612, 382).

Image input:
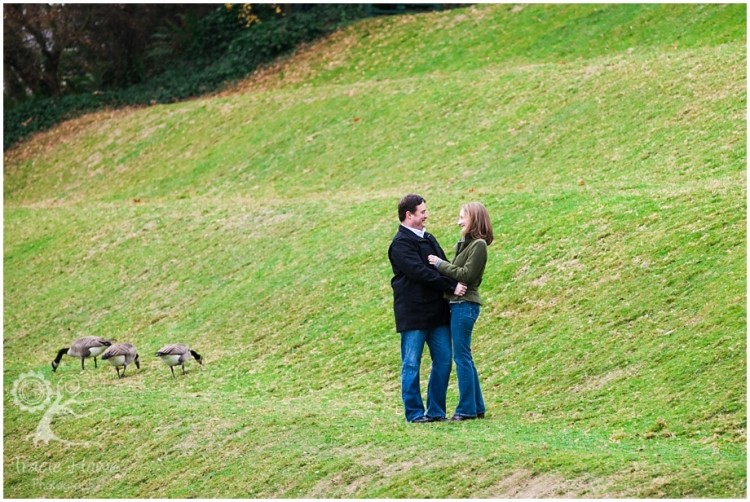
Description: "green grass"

(4, 4), (746, 498)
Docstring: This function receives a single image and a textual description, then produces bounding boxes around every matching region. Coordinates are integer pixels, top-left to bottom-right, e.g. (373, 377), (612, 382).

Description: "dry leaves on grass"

(4, 107), (142, 169)
(217, 27), (362, 97)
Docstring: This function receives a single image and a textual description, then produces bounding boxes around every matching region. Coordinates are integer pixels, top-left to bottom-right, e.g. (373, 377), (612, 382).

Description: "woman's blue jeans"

(400, 325), (452, 421)
(450, 302), (485, 417)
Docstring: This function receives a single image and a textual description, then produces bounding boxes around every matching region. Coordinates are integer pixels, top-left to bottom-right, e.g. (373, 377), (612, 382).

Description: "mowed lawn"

(4, 4), (746, 498)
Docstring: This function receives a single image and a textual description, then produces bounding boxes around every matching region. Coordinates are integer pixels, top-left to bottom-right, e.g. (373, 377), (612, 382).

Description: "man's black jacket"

(388, 225), (457, 333)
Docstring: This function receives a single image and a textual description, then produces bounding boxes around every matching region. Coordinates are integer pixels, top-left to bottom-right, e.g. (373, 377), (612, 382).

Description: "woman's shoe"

(450, 414), (476, 421)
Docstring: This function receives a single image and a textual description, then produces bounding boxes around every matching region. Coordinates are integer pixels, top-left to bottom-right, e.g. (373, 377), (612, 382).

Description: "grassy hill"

(4, 4), (746, 497)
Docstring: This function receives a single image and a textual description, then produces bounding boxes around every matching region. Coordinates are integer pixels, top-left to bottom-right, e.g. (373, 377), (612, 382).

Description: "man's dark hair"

(398, 194), (425, 222)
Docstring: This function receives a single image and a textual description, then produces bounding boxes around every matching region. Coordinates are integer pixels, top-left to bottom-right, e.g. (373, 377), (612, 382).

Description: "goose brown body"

(101, 343), (140, 379)
(52, 336), (112, 372)
(155, 343), (203, 377)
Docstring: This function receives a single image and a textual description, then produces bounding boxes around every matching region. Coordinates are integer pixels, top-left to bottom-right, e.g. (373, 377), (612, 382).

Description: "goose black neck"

(54, 348), (69, 363)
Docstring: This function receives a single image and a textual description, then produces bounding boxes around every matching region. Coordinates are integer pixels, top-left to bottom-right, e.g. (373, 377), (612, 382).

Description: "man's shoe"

(450, 414), (477, 421)
(409, 416), (432, 423)
(428, 416), (448, 422)
(477, 413), (486, 419)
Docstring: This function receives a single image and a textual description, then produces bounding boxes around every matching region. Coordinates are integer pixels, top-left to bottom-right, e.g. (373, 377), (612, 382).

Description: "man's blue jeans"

(400, 325), (452, 422)
(450, 302), (486, 417)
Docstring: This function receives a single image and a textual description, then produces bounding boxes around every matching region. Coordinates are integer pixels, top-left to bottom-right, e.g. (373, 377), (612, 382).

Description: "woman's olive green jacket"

(437, 237), (488, 304)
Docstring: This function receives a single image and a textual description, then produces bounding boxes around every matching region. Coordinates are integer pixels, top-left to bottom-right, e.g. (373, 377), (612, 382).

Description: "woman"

(428, 202), (493, 421)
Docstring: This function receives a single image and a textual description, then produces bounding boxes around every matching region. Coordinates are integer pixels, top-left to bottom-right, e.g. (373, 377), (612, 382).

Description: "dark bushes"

(4, 4), (366, 151)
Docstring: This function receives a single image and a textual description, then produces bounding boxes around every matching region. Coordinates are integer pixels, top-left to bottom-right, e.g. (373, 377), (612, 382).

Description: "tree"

(4, 4), (93, 98)
(3, 4), (216, 101)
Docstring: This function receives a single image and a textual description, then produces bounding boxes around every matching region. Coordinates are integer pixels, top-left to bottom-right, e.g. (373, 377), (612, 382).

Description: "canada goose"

(101, 343), (140, 379)
(51, 336), (112, 372)
(155, 344), (203, 378)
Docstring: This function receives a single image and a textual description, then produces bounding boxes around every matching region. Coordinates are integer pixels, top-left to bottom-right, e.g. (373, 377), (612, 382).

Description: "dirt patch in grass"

(307, 473), (367, 497)
(568, 365), (642, 394)
(307, 459), (420, 497)
(484, 469), (610, 498)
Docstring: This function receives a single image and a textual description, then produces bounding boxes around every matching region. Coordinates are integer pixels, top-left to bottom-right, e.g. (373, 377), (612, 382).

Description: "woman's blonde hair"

(462, 202), (494, 246)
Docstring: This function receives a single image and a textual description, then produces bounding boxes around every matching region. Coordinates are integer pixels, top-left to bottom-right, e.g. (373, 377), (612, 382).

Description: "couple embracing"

(388, 194), (493, 423)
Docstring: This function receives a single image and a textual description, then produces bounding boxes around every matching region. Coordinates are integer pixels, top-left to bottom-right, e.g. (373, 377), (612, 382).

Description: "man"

(388, 194), (467, 423)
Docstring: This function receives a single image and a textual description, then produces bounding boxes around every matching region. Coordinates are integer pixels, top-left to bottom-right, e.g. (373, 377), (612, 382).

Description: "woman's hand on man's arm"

(429, 254), (466, 295)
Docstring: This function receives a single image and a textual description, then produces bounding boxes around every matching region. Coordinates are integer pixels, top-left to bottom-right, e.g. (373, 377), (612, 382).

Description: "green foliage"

(3, 3), (746, 498)
(4, 4), (367, 151)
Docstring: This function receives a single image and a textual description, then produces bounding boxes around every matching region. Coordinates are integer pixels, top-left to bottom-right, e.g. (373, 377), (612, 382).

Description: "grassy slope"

(4, 4), (746, 497)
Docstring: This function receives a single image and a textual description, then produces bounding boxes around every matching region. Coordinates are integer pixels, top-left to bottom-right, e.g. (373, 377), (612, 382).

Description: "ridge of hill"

(4, 4), (746, 498)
